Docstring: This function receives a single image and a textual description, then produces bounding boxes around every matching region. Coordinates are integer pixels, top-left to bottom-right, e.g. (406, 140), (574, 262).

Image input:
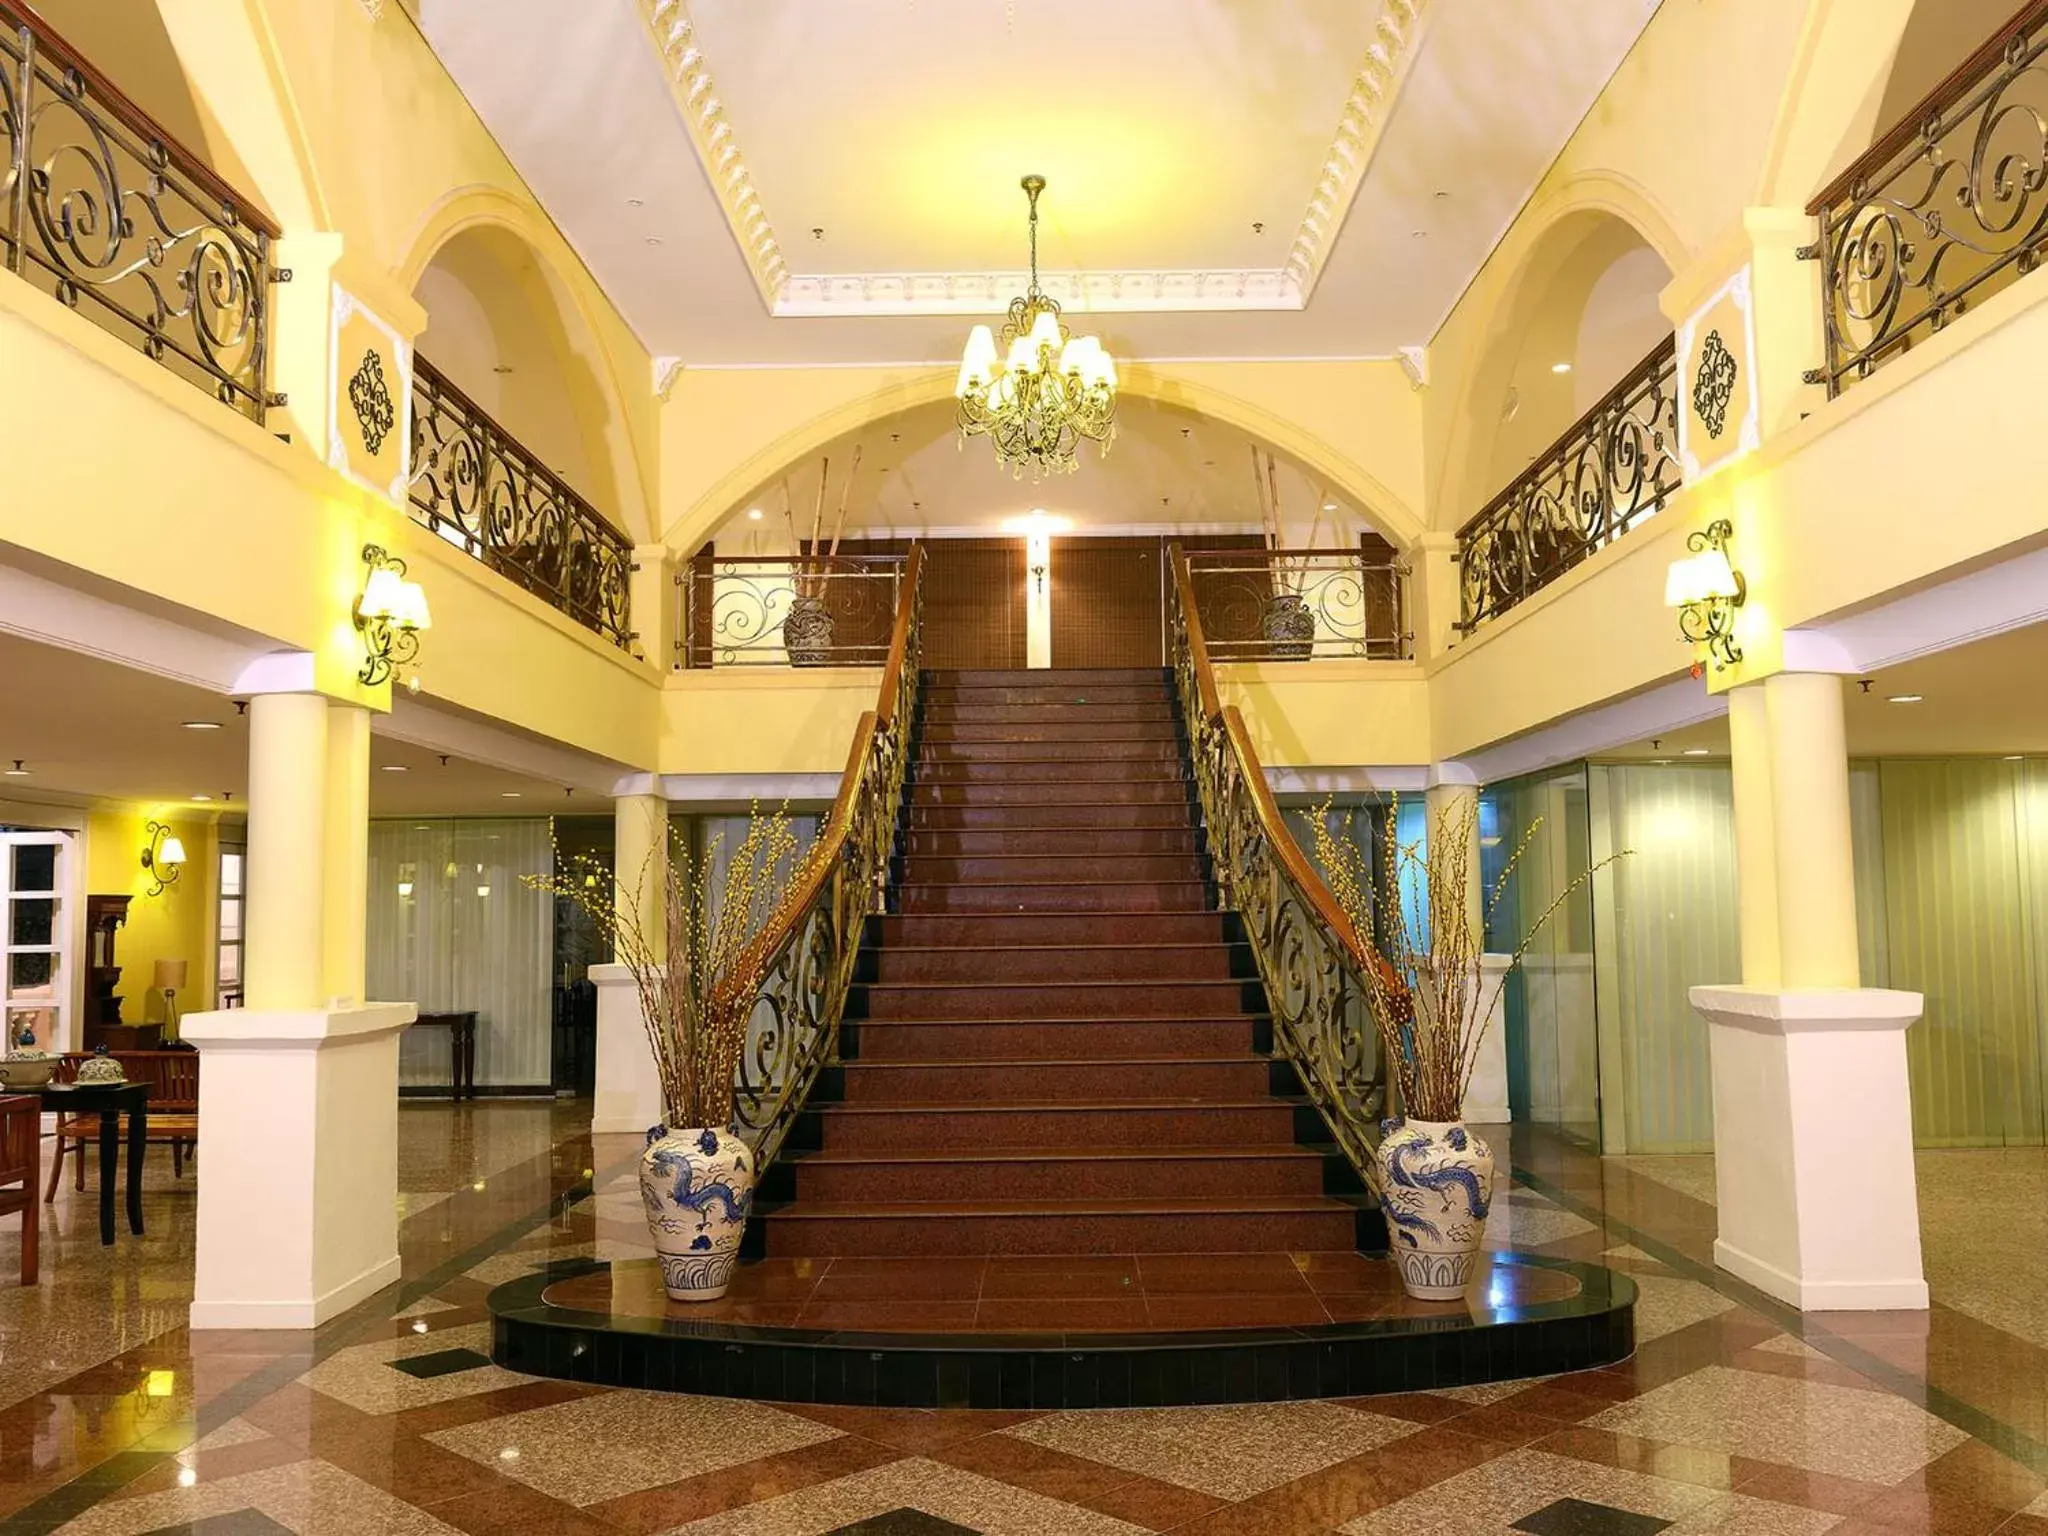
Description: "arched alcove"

(1448, 209), (1676, 524)
(410, 223), (627, 527)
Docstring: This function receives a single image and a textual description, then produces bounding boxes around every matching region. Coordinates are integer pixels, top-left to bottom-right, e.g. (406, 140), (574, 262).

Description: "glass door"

(2, 830), (72, 1050)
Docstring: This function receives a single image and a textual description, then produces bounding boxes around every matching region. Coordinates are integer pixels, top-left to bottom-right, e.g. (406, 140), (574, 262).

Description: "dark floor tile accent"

(1511, 1498), (1673, 1536)
(387, 1346), (494, 1379)
(824, 1511), (983, 1536)
(138, 1513), (294, 1536)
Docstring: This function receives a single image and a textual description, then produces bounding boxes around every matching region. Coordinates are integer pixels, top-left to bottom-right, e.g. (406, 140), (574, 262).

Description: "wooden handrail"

(724, 545), (922, 990)
(875, 544), (925, 729)
(1807, 0), (2048, 215)
(5, 1), (282, 237)
(1170, 549), (1367, 962)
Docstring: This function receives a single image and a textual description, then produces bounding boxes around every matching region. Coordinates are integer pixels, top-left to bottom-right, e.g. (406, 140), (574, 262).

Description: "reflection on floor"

(2, 1105), (2047, 1534)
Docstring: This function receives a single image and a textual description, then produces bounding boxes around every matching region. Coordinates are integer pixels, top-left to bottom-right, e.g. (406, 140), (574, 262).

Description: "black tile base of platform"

(487, 1253), (1634, 1409)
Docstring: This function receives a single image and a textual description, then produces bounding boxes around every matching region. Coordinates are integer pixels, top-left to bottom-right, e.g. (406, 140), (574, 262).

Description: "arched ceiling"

(704, 396), (1389, 550)
(414, 0), (1662, 364)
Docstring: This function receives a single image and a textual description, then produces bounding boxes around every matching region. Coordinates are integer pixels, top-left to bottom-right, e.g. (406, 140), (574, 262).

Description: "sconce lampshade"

(157, 835), (187, 867)
(152, 959), (188, 991)
(1664, 549), (1740, 608)
(359, 565), (408, 620)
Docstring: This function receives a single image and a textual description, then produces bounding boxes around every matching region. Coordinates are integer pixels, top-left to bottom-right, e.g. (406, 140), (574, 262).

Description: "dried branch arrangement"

(525, 807), (812, 1128)
(1311, 794), (1623, 1122)
(785, 446), (863, 601)
(1249, 446), (1324, 597)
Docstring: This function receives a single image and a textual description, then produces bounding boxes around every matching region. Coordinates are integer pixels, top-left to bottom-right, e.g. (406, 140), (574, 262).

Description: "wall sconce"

(1665, 519), (1745, 671)
(1031, 563), (1047, 594)
(141, 821), (185, 897)
(354, 543), (431, 690)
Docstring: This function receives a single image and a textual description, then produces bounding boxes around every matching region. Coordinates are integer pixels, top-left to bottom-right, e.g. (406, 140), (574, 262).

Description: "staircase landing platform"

(488, 1248), (1634, 1408)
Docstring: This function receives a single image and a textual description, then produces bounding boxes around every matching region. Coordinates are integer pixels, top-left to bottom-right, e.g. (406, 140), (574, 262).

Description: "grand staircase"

(755, 667), (1374, 1259)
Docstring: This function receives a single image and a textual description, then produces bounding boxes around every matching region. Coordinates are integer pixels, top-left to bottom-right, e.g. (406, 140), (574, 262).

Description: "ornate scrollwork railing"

(1804, 1), (2048, 396)
(1454, 337), (1680, 635)
(0, 4), (279, 422)
(1182, 549), (1411, 661)
(1167, 547), (1383, 1185)
(728, 546), (925, 1170)
(409, 356), (634, 648)
(680, 554), (906, 668)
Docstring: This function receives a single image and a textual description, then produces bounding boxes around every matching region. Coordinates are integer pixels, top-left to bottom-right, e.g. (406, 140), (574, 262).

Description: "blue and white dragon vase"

(1375, 1118), (1495, 1301)
(640, 1125), (755, 1301)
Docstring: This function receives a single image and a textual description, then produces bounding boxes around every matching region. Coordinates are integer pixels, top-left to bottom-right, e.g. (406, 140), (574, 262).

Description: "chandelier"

(955, 175), (1118, 478)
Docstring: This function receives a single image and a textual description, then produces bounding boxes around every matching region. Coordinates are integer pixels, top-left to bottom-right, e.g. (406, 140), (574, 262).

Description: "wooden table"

(414, 1012), (478, 1100)
(29, 1080), (148, 1245)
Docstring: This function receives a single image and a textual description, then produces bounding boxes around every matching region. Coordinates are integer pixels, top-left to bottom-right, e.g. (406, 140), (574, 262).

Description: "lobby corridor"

(4, 1104), (2046, 1535)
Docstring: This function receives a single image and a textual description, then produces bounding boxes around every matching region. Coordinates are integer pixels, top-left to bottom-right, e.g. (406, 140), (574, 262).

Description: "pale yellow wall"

(83, 807), (218, 1023)
(660, 670), (884, 777)
(1217, 664), (1431, 770)
(658, 359), (1427, 558)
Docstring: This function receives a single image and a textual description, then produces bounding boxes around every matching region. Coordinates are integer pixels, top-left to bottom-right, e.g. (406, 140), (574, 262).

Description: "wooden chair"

(0, 1094), (39, 1283)
(43, 1050), (200, 1201)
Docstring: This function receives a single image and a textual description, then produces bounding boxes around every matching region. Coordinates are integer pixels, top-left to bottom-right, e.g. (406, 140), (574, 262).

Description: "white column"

(1025, 528), (1052, 669)
(593, 792), (668, 1135)
(1425, 775), (1509, 1122)
(1692, 670), (1927, 1310)
(186, 690), (412, 1329)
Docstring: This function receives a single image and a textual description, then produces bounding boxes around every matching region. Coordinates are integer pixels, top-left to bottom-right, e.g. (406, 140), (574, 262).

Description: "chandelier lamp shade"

(955, 175), (1119, 478)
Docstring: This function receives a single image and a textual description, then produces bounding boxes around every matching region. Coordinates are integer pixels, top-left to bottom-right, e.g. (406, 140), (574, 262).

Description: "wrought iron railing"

(1804, 0), (2048, 395)
(679, 554), (907, 668)
(727, 545), (925, 1170)
(1454, 337), (1680, 634)
(1168, 547), (1383, 1186)
(0, 4), (279, 421)
(1182, 548), (1411, 661)
(409, 356), (634, 648)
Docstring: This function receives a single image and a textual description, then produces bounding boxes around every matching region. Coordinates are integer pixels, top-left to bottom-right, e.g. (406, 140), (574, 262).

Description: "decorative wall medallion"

(1676, 266), (1760, 484)
(1693, 329), (1737, 440)
(349, 349), (395, 456)
(327, 286), (414, 506)
(634, 0), (1431, 316)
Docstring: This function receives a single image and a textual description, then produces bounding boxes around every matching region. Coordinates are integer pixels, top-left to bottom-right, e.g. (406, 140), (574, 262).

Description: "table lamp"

(153, 959), (189, 1041)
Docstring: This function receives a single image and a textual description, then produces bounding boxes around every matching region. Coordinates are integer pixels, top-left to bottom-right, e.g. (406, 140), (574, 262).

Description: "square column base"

(590, 963), (664, 1136)
(1690, 985), (1928, 1311)
(182, 1003), (415, 1329)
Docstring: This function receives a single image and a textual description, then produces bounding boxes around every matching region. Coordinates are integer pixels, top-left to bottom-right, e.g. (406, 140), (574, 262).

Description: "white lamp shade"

(956, 324), (998, 397)
(1664, 549), (1740, 607)
(158, 835), (187, 866)
(360, 566), (406, 619)
(1025, 308), (1062, 358)
(1005, 333), (1041, 376)
(396, 579), (432, 631)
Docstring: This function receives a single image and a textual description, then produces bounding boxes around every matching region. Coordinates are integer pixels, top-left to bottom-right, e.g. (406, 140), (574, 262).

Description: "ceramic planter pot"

(1261, 594), (1315, 660)
(639, 1125), (756, 1301)
(784, 597), (835, 667)
(1375, 1116), (1494, 1300)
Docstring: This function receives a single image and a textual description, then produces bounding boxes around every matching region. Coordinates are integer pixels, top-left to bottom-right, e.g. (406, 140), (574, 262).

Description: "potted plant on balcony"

(1252, 446), (1319, 660)
(1312, 796), (1617, 1299)
(783, 447), (862, 666)
(527, 809), (809, 1300)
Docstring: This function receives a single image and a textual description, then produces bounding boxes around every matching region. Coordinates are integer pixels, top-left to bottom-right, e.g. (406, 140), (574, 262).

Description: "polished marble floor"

(2, 1104), (2047, 1534)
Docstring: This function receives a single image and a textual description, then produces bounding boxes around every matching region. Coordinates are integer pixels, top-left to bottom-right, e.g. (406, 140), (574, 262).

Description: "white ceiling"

(0, 635), (608, 817)
(1602, 622), (2048, 763)
(709, 393), (1388, 545)
(415, 0), (1661, 363)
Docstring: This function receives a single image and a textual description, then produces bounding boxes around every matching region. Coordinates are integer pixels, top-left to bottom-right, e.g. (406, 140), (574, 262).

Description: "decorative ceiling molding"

(637, 0), (1431, 319)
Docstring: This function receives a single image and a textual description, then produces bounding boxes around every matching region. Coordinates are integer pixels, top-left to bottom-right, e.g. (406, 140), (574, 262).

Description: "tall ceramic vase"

(1376, 1117), (1495, 1300)
(640, 1125), (756, 1301)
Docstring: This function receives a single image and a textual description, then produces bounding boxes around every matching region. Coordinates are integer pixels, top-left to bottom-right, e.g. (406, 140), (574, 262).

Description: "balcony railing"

(0, 4), (279, 422)
(1455, 336), (1680, 634)
(409, 356), (634, 649)
(678, 554), (907, 668)
(1804, 1), (2048, 395)
(1181, 548), (1411, 661)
